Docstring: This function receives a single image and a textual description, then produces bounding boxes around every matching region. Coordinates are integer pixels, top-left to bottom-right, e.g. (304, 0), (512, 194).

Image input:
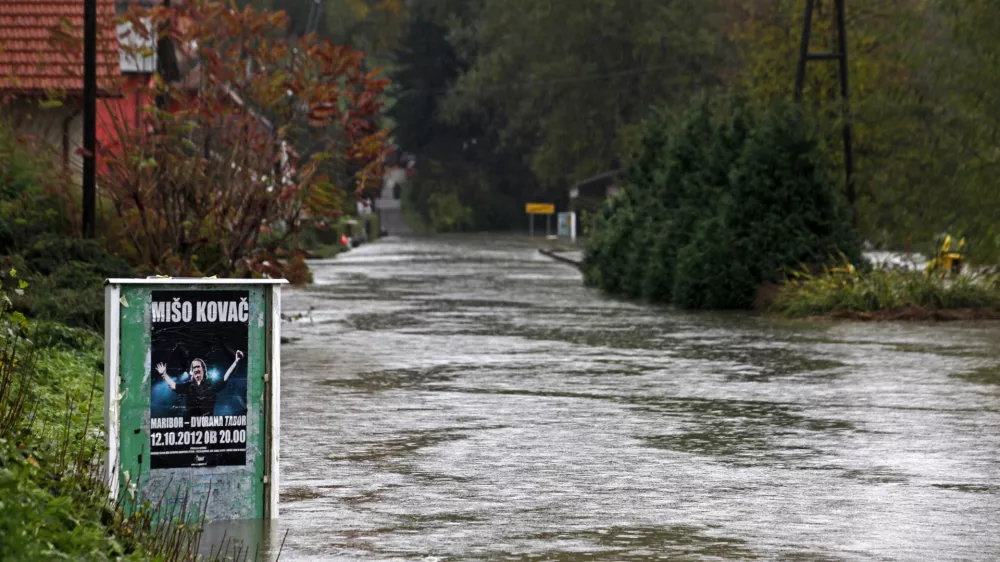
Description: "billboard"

(105, 280), (284, 521)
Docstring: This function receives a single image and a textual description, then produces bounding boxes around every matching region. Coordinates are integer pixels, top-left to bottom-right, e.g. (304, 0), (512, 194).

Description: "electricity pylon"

(795, 0), (856, 226)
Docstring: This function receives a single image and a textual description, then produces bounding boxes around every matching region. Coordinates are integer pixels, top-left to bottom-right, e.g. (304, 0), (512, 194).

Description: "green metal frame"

(116, 284), (268, 521)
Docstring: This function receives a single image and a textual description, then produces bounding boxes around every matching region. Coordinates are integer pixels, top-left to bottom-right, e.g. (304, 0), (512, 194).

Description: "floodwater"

(267, 235), (1000, 560)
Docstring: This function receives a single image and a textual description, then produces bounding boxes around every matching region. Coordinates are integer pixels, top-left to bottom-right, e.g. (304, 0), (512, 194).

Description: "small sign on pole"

(104, 278), (287, 521)
(557, 211), (577, 241)
(525, 203), (555, 215)
(526, 203), (555, 237)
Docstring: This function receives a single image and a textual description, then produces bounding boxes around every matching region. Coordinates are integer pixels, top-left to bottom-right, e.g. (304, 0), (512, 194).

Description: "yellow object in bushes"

(926, 235), (965, 275)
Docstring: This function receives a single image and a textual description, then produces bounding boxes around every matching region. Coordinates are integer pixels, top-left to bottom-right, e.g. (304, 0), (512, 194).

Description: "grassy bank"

(0, 322), (115, 560)
(1, 323), (198, 560)
(0, 294), (240, 559)
(772, 267), (1000, 320)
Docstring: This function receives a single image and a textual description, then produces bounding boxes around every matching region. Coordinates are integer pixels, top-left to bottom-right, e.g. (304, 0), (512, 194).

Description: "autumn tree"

(99, 0), (389, 277)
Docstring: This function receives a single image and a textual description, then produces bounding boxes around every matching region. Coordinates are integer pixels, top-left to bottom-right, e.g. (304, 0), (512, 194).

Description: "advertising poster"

(557, 212), (573, 237)
(149, 290), (250, 469)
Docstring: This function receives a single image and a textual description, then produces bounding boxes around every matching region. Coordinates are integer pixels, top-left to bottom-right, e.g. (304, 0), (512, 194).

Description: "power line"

(392, 62), (679, 97)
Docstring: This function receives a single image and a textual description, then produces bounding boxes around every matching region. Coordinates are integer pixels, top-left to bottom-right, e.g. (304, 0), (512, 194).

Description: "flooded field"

(266, 235), (1000, 560)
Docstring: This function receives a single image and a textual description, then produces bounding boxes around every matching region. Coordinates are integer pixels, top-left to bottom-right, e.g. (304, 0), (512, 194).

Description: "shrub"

(0, 124), (78, 252)
(584, 94), (861, 309)
(773, 266), (1000, 318)
(1, 122), (138, 330)
(583, 194), (636, 294)
(6, 236), (135, 330)
(427, 189), (473, 232)
(30, 264), (114, 330)
(0, 273), (239, 560)
(672, 214), (758, 309)
(22, 235), (133, 278)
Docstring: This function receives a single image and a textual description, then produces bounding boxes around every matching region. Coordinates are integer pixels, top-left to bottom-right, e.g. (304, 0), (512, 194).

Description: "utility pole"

(795, 0), (856, 227)
(82, 0), (97, 238)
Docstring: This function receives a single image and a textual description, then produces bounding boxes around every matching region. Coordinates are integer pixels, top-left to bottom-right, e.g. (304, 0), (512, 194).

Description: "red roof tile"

(0, 0), (120, 95)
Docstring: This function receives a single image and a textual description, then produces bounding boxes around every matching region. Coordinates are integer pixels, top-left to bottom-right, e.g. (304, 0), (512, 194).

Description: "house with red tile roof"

(94, 16), (157, 175)
(3, 0), (301, 207)
(0, 0), (120, 170)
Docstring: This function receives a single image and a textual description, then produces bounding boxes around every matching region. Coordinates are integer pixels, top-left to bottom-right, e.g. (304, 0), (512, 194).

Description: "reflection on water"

(199, 519), (280, 560)
(229, 235), (1000, 560)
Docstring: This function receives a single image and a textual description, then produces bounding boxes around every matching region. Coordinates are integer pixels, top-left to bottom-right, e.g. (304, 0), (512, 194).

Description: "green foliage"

(367, 213), (380, 242)
(427, 189), (473, 232)
(400, 172), (476, 233)
(0, 297), (109, 560)
(727, 0), (1000, 263)
(22, 235), (133, 278)
(7, 235), (136, 332)
(0, 331), (210, 561)
(582, 194), (636, 295)
(0, 438), (127, 562)
(0, 124), (75, 253)
(773, 267), (1000, 318)
(0, 122), (136, 330)
(442, 0), (732, 192)
(584, 95), (861, 309)
(0, 278), (227, 560)
(672, 214), (759, 309)
(388, 5), (535, 233)
(285, 220), (350, 261)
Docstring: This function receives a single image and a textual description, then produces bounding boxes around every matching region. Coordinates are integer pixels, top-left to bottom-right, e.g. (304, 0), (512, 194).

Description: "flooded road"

(274, 235), (1000, 560)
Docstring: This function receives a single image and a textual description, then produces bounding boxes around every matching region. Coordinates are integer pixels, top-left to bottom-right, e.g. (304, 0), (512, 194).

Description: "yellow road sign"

(525, 203), (555, 215)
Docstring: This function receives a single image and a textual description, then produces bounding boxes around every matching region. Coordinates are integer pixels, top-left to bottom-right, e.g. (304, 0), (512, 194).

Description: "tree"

(925, 0), (1000, 261)
(442, 0), (732, 192)
(242, 0), (407, 55)
(388, 1), (534, 231)
(99, 0), (389, 276)
(585, 96), (861, 309)
(724, 0), (978, 254)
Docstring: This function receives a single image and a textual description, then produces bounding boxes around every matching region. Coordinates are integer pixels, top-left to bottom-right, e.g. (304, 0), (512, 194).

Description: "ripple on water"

(269, 235), (1000, 561)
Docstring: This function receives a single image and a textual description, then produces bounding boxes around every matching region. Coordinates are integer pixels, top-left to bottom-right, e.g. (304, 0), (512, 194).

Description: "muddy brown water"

(226, 235), (1000, 560)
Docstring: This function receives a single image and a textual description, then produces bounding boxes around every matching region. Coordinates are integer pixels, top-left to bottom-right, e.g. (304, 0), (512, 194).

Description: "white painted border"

(266, 284), (282, 519)
(103, 284), (122, 500)
(106, 278), (288, 285)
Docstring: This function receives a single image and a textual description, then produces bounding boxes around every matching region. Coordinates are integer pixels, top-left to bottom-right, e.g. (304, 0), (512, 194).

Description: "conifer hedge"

(583, 95), (862, 309)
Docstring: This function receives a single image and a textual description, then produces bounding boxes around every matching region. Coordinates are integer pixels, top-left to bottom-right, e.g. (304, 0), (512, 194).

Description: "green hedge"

(584, 95), (862, 309)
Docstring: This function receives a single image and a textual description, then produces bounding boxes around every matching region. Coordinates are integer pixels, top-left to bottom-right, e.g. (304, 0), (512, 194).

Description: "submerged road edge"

(538, 248), (583, 269)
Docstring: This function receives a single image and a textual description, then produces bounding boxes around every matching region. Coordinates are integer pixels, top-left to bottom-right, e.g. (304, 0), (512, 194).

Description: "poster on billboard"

(149, 290), (250, 469)
(557, 211), (576, 240)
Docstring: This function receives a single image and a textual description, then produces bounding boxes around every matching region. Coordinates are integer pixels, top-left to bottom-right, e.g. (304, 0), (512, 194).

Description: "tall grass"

(772, 265), (1000, 318)
(0, 271), (262, 561)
